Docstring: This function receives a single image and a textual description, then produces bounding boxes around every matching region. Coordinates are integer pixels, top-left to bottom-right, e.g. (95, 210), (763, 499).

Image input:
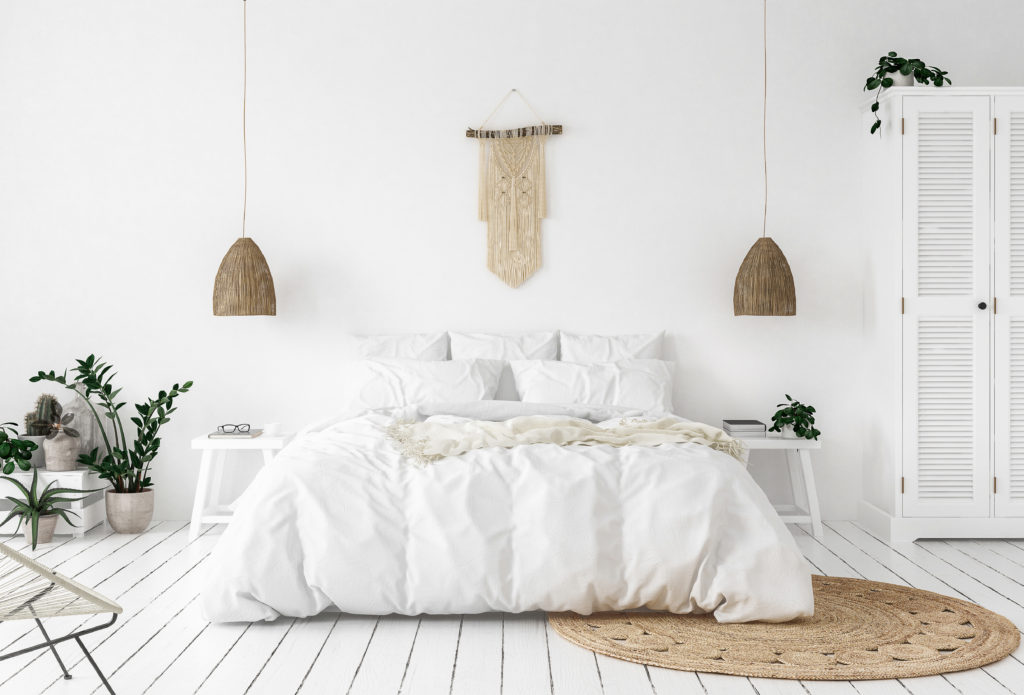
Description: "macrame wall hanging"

(467, 90), (562, 288)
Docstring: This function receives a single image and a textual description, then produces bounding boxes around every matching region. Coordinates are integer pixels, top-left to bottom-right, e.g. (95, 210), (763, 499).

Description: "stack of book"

(722, 419), (766, 437)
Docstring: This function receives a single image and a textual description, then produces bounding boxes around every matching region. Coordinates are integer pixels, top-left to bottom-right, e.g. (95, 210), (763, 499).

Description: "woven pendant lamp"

(213, 0), (276, 317)
(733, 0), (795, 317)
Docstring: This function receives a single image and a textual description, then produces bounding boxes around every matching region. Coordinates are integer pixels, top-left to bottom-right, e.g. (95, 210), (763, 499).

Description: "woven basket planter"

(213, 237), (276, 316)
(733, 237), (796, 316)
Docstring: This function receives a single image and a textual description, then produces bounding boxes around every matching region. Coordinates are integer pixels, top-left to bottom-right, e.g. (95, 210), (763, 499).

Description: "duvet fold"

(201, 405), (813, 623)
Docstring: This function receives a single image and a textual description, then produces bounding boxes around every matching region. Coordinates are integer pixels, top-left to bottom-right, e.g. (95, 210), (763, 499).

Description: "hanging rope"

(241, 0), (248, 238)
(762, 0), (768, 238)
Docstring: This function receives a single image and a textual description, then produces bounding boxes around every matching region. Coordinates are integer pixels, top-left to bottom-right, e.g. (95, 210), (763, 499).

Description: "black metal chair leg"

(74, 636), (115, 695)
(33, 618), (71, 680)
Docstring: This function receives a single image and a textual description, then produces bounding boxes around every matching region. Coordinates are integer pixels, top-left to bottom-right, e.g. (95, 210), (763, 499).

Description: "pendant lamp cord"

(241, 0), (248, 238)
(761, 0), (768, 238)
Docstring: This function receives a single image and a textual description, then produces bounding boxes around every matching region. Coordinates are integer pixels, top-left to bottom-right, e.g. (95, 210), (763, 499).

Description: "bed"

(201, 398), (813, 623)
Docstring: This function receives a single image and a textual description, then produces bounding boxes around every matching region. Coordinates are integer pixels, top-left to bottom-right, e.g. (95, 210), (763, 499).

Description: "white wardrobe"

(861, 88), (1024, 541)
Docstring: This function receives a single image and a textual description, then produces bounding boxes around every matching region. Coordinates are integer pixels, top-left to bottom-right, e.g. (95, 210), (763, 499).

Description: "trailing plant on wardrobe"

(865, 52), (950, 134)
(30, 355), (193, 493)
(769, 395), (820, 440)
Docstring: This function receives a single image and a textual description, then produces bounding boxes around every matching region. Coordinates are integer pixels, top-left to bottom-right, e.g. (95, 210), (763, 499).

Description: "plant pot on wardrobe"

(22, 514), (58, 546)
(43, 433), (80, 471)
(106, 490), (154, 534)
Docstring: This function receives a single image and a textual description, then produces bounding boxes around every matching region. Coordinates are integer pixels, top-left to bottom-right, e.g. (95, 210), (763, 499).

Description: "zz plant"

(1, 469), (98, 549)
(866, 52), (950, 134)
(31, 355), (193, 493)
(769, 395), (820, 441)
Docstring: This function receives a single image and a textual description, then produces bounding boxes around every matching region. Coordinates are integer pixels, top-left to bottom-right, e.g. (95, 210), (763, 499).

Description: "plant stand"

(0, 542), (122, 693)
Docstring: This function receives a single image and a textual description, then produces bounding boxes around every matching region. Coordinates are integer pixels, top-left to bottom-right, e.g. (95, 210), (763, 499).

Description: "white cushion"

(450, 332), (559, 400)
(510, 359), (674, 413)
(342, 359), (502, 413)
(357, 333), (449, 360)
(449, 332), (558, 360)
(559, 332), (663, 362)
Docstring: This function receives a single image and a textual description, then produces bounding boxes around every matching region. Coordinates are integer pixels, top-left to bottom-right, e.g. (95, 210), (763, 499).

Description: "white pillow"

(450, 332), (559, 400)
(510, 359), (674, 413)
(449, 332), (558, 360)
(357, 333), (449, 360)
(559, 332), (663, 362)
(342, 359), (502, 413)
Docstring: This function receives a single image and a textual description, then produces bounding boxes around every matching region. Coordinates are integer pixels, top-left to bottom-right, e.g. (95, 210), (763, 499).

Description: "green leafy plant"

(31, 355), (193, 493)
(865, 52), (950, 134)
(24, 394), (60, 436)
(39, 400), (80, 440)
(0, 423), (37, 475)
(1, 468), (99, 549)
(769, 395), (820, 440)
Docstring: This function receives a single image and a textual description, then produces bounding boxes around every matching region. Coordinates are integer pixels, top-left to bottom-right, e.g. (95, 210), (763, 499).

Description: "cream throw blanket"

(388, 415), (748, 466)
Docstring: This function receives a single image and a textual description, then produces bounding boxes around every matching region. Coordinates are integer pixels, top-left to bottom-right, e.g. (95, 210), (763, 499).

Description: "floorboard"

(4, 522), (1023, 695)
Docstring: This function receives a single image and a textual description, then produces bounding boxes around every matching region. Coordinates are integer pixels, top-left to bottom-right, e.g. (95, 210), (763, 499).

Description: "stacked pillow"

(349, 331), (672, 413)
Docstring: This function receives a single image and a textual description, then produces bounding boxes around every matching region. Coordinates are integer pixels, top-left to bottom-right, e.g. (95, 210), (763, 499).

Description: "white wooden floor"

(1, 523), (1023, 695)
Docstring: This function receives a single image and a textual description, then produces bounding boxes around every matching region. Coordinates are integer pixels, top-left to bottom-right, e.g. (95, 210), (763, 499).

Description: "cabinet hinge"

(901, 297), (905, 314)
(994, 296), (998, 314)
(901, 477), (905, 494)
(901, 117), (905, 135)
(994, 477), (998, 494)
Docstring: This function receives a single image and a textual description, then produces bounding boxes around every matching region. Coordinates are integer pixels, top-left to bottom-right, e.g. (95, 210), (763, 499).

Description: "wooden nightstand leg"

(189, 450), (214, 541)
(799, 449), (824, 539)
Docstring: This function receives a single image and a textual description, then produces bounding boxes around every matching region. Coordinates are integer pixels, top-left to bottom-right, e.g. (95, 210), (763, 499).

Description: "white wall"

(3, 0), (1024, 522)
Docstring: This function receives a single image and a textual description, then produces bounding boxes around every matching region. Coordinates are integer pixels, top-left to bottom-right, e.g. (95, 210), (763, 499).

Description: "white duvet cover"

(201, 404), (813, 623)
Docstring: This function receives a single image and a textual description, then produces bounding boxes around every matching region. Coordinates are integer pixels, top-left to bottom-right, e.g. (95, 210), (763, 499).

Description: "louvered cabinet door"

(994, 96), (1024, 517)
(902, 96), (991, 518)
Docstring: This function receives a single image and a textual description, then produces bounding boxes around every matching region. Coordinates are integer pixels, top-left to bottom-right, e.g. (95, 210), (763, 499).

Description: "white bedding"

(201, 404), (813, 623)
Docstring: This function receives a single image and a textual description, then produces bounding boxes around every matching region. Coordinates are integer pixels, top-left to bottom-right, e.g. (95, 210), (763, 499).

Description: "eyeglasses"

(218, 424), (251, 433)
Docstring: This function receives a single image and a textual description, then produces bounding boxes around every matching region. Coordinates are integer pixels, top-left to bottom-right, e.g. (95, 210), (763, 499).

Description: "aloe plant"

(1, 469), (99, 549)
(0, 423), (37, 475)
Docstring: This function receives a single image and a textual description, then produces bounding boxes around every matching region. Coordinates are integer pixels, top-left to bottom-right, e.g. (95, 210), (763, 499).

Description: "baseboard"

(857, 501), (893, 542)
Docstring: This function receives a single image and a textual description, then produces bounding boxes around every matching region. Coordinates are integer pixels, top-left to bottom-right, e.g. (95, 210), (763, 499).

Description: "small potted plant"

(0, 422), (37, 474)
(769, 395), (821, 440)
(39, 401), (81, 471)
(23, 394), (60, 468)
(865, 52), (951, 134)
(32, 355), (193, 533)
(1, 468), (98, 549)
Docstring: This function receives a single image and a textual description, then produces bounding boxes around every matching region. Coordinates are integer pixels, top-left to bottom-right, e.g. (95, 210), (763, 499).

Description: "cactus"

(24, 394), (59, 436)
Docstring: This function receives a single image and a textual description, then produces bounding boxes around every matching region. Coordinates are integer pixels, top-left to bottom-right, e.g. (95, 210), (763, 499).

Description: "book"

(723, 419), (766, 434)
(208, 429), (263, 439)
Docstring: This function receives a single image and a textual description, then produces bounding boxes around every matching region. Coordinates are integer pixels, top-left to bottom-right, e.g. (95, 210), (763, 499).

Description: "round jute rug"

(548, 575), (1020, 680)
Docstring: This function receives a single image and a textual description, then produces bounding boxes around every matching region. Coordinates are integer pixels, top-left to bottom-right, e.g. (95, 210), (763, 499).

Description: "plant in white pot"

(1, 468), (98, 549)
(31, 355), (193, 534)
(0, 422), (38, 475)
(22, 394), (59, 467)
(39, 400), (82, 471)
(865, 52), (951, 135)
(768, 395), (820, 441)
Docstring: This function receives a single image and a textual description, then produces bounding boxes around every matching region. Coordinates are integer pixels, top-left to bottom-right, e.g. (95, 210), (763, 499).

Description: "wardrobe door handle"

(978, 301), (988, 310)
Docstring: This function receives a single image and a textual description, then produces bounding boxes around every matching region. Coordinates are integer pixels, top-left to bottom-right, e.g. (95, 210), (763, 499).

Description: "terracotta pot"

(43, 433), (80, 471)
(106, 490), (154, 534)
(22, 514), (58, 546)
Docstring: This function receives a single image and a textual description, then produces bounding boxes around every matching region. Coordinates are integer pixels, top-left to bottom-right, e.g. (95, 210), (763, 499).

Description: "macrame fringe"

(479, 134), (547, 288)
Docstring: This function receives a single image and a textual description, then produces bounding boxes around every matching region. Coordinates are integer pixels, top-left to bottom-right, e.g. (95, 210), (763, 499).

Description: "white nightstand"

(189, 434), (293, 541)
(738, 436), (823, 539)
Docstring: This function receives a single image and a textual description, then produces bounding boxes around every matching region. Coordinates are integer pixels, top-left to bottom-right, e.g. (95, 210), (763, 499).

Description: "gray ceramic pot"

(22, 514), (58, 546)
(106, 490), (154, 534)
(23, 435), (46, 468)
(43, 433), (80, 471)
